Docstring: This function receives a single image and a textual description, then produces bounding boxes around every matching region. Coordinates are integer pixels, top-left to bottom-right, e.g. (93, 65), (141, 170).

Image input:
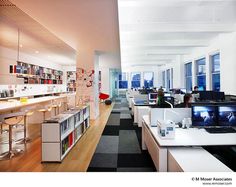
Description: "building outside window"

(166, 69), (171, 91)
(143, 72), (154, 88)
(131, 72), (141, 88)
(196, 58), (206, 91)
(162, 71), (166, 88)
(171, 68), (173, 89)
(211, 53), (220, 91)
(118, 72), (128, 89)
(185, 62), (192, 92)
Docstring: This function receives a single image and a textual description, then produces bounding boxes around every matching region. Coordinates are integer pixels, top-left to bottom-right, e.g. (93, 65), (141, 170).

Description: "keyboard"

(205, 127), (236, 134)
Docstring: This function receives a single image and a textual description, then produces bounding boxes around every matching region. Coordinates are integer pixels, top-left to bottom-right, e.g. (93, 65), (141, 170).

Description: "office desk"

(142, 115), (236, 171)
(132, 99), (154, 123)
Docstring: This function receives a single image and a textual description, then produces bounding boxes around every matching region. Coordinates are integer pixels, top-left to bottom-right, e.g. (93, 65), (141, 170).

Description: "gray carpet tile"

(95, 136), (119, 154)
(107, 113), (120, 126)
(89, 153), (118, 168)
(120, 113), (132, 119)
(120, 107), (129, 111)
(118, 130), (141, 154)
(117, 167), (155, 172)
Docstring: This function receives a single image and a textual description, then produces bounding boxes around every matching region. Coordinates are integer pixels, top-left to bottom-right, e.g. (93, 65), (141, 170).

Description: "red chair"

(99, 93), (109, 102)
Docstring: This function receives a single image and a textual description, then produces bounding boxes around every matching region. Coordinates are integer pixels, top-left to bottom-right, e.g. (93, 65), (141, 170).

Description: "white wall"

(0, 46), (64, 84)
(158, 56), (185, 89)
(122, 65), (160, 88)
(0, 46), (70, 95)
(182, 32), (236, 95)
(98, 52), (121, 94)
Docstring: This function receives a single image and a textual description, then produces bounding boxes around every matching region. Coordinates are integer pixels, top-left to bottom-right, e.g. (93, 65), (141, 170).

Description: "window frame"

(131, 72), (141, 88)
(211, 53), (220, 91)
(143, 71), (154, 88)
(118, 72), (128, 89)
(196, 58), (206, 91)
(185, 62), (192, 92)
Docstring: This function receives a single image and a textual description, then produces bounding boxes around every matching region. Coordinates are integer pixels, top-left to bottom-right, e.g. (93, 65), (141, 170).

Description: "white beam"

(120, 23), (236, 33)
(120, 39), (210, 47)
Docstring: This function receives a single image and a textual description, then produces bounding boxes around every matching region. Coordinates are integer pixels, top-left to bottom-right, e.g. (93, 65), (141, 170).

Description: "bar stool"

(0, 121), (8, 134)
(62, 100), (69, 111)
(51, 101), (62, 116)
(16, 106), (35, 144)
(37, 105), (52, 121)
(0, 112), (25, 160)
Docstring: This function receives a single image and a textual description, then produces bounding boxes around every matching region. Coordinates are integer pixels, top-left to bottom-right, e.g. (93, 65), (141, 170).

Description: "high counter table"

(0, 95), (67, 114)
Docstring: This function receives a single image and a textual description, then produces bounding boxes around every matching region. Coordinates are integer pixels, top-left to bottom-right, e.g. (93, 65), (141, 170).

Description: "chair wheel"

(105, 100), (112, 105)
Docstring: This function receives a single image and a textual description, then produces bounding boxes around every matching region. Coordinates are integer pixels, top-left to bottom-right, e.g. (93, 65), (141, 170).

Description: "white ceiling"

(0, 0), (76, 65)
(118, 0), (236, 67)
(10, 0), (120, 54)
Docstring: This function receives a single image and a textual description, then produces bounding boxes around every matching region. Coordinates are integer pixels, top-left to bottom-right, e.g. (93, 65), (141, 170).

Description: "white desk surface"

(0, 95), (66, 113)
(168, 147), (232, 172)
(143, 115), (236, 147)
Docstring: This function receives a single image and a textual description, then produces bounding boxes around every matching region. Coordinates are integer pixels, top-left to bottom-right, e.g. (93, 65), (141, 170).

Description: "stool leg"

(16, 115), (30, 144)
(8, 125), (23, 158)
(43, 111), (46, 121)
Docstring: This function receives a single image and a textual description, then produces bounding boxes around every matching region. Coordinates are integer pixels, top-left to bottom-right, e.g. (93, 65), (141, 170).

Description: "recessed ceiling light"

(19, 44), (23, 48)
(35, 50), (39, 53)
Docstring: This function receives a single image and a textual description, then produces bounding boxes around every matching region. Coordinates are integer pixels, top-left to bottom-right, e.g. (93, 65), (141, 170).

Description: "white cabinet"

(42, 105), (90, 162)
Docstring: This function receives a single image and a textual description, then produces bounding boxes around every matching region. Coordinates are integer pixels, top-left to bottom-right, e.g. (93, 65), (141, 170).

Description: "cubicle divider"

(149, 108), (192, 127)
(131, 94), (148, 115)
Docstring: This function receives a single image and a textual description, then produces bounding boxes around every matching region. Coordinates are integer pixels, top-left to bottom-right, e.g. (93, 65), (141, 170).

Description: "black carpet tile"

(102, 126), (120, 136)
(117, 153), (156, 169)
(87, 97), (156, 172)
(87, 167), (117, 172)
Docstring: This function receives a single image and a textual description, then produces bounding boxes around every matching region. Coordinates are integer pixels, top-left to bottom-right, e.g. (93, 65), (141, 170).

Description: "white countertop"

(142, 115), (236, 147)
(0, 95), (67, 113)
(168, 147), (232, 172)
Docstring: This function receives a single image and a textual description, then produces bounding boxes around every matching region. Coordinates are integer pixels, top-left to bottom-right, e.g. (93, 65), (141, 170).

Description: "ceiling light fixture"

(35, 50), (39, 54)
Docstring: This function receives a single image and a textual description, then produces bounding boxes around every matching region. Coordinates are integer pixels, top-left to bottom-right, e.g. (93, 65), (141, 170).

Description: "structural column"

(76, 49), (99, 119)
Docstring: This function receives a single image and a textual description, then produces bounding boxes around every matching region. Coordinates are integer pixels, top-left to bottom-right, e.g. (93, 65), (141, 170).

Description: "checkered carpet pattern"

(87, 97), (156, 172)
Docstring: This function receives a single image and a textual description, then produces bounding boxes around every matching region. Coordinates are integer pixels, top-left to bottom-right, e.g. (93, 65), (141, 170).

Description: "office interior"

(0, 0), (236, 173)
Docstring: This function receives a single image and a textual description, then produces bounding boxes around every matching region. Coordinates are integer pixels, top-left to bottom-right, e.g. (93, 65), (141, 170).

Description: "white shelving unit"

(42, 105), (90, 162)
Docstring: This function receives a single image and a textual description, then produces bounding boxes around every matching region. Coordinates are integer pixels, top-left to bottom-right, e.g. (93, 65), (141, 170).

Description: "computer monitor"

(164, 93), (171, 97)
(212, 91), (225, 101)
(149, 93), (158, 101)
(218, 106), (236, 126)
(199, 91), (213, 101)
(180, 88), (187, 94)
(198, 86), (205, 91)
(164, 96), (174, 105)
(192, 106), (218, 127)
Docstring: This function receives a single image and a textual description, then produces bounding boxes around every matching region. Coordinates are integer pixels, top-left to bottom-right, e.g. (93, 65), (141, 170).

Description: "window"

(196, 58), (206, 91)
(118, 72), (128, 89)
(185, 62), (192, 92)
(211, 53), (220, 91)
(171, 68), (173, 89)
(162, 71), (166, 88)
(143, 72), (154, 88)
(131, 72), (141, 88)
(166, 69), (171, 91)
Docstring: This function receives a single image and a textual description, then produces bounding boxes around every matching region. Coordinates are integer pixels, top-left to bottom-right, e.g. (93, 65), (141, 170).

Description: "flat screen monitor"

(149, 93), (158, 101)
(212, 91), (225, 101)
(198, 86), (205, 91)
(218, 106), (236, 126)
(164, 93), (171, 97)
(192, 106), (218, 127)
(180, 88), (187, 94)
(164, 96), (174, 105)
(199, 91), (213, 101)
